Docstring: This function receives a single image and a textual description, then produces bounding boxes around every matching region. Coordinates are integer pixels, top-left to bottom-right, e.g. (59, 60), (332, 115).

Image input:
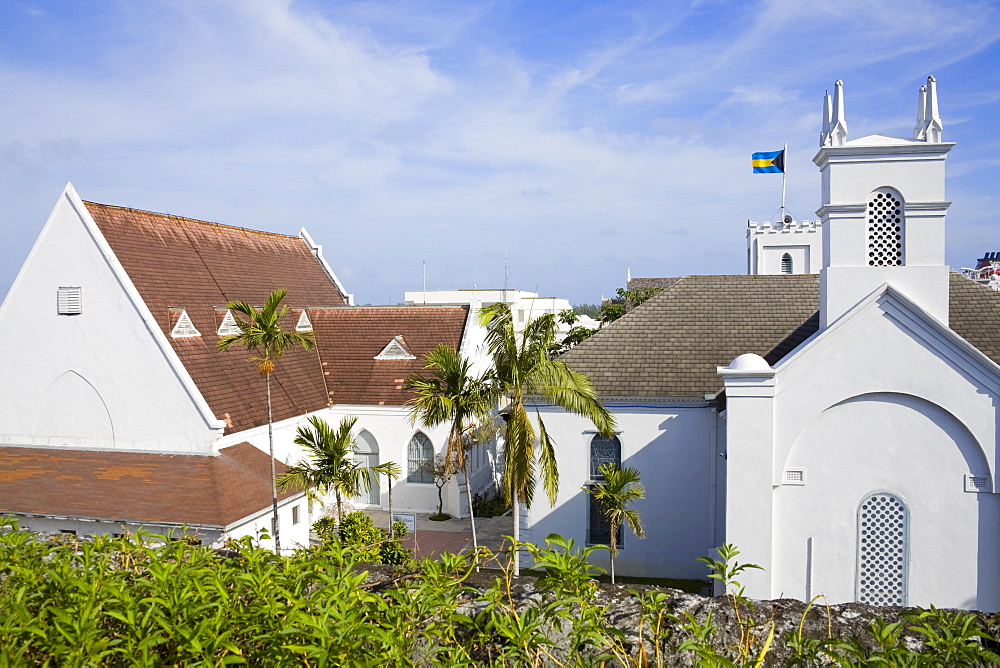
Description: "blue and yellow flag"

(752, 149), (785, 173)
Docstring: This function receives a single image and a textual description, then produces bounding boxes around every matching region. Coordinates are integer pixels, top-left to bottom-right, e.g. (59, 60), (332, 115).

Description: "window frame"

(407, 431), (434, 484)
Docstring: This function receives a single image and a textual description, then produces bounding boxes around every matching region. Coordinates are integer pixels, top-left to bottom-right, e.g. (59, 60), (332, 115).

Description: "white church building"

(0, 187), (497, 550)
(535, 77), (1000, 611)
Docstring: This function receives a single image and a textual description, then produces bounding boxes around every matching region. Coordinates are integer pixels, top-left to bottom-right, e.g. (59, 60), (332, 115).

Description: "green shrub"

(472, 491), (509, 518)
(312, 511), (411, 565)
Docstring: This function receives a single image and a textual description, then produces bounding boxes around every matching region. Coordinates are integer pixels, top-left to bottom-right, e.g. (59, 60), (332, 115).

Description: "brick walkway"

(402, 530), (471, 560)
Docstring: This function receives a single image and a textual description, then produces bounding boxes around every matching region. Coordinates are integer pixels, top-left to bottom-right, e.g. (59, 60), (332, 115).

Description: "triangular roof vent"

(374, 335), (415, 360)
(217, 309), (240, 336)
(171, 309), (201, 338)
(295, 309), (313, 332)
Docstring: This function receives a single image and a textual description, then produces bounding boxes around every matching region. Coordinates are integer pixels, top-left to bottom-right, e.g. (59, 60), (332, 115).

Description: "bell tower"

(814, 77), (954, 328)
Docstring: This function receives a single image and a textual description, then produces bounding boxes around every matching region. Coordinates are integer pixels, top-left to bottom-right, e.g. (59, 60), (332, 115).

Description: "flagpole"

(780, 142), (787, 221)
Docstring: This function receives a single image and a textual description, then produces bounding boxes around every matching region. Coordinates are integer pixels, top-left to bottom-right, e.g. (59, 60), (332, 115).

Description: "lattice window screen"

(590, 434), (621, 480)
(867, 190), (905, 266)
(857, 492), (908, 606)
(295, 310), (313, 332)
(407, 432), (433, 483)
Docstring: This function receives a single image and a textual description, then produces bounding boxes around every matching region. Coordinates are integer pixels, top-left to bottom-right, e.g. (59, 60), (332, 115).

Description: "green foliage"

(571, 303), (601, 319)
(2, 517), (998, 666)
(600, 286), (663, 324)
(279, 415), (380, 522)
(472, 491), (509, 518)
(584, 462), (646, 583)
(312, 511), (411, 565)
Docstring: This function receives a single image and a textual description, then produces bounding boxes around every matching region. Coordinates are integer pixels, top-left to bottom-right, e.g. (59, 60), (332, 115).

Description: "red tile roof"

(0, 443), (297, 528)
(310, 306), (469, 406)
(85, 202), (348, 433)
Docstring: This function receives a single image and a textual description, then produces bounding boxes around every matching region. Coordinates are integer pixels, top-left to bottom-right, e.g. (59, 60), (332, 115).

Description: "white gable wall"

(0, 186), (224, 452)
(723, 290), (1000, 609)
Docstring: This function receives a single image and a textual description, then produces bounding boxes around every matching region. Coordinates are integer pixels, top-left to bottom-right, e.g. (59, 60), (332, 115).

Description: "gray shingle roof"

(561, 273), (1000, 398)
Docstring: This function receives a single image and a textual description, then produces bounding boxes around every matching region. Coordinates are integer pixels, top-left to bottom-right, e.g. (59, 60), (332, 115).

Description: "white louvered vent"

(965, 474), (990, 493)
(783, 468), (806, 485)
(375, 335), (415, 360)
(171, 309), (201, 338)
(217, 310), (240, 336)
(295, 310), (313, 332)
(57, 287), (82, 315)
(857, 492), (908, 606)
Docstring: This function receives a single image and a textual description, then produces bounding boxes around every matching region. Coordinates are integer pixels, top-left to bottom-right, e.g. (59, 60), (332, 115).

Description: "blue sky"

(2, 0), (998, 305)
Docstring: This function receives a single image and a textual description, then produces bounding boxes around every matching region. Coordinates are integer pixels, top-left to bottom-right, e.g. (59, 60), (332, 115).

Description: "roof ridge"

(83, 201), (300, 240)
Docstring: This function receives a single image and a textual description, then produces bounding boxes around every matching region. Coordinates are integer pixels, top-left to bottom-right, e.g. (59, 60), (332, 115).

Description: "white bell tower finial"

(820, 90), (833, 146)
(828, 80), (848, 146)
(923, 75), (943, 143)
(913, 84), (928, 140)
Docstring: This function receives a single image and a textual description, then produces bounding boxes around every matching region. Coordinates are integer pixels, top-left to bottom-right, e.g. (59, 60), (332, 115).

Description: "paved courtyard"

(366, 510), (514, 562)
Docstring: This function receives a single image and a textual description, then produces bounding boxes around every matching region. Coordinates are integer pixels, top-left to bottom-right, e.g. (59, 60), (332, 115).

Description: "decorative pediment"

(170, 308), (201, 338)
(217, 309), (240, 336)
(295, 309), (313, 332)
(374, 335), (415, 360)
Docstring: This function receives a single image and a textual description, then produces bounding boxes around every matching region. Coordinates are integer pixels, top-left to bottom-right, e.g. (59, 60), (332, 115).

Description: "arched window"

(590, 433), (621, 480)
(407, 432), (434, 483)
(856, 491), (909, 606)
(867, 188), (905, 267)
(354, 431), (380, 505)
(589, 433), (623, 545)
(780, 253), (793, 274)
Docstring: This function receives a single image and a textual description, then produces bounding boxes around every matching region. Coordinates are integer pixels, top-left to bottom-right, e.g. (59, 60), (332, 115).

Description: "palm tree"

(372, 461), (402, 536)
(218, 289), (314, 553)
(479, 302), (616, 575)
(406, 344), (497, 565)
(586, 463), (646, 584)
(278, 415), (377, 522)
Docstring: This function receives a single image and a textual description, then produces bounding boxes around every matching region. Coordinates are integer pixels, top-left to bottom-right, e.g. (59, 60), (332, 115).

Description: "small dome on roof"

(727, 353), (771, 371)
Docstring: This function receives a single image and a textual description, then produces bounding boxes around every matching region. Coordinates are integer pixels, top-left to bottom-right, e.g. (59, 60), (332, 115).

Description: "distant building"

(747, 218), (823, 275)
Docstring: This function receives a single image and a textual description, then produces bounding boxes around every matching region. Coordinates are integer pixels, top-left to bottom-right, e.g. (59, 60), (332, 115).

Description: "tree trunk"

(512, 495), (521, 577)
(610, 520), (618, 584)
(335, 491), (342, 523)
(266, 372), (281, 554)
(436, 484), (444, 516)
(464, 460), (479, 572)
(387, 479), (394, 538)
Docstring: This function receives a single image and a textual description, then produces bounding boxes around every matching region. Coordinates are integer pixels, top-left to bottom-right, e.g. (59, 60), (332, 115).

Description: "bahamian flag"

(752, 149), (785, 173)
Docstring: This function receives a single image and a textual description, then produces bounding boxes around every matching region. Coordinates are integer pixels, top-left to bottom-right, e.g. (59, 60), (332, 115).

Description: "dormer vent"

(375, 335), (415, 360)
(295, 309), (313, 332)
(217, 310), (240, 336)
(171, 309), (201, 338)
(57, 287), (82, 315)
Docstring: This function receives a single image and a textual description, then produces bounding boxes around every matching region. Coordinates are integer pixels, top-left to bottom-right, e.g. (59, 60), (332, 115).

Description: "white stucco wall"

(524, 401), (721, 580)
(228, 495), (312, 554)
(217, 403), (499, 520)
(0, 186), (223, 453)
(723, 291), (1000, 610)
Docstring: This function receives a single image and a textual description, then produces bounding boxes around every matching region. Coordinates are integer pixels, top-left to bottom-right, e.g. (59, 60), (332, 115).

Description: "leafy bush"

(312, 511), (411, 565)
(472, 491), (508, 518)
(1, 515), (998, 666)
